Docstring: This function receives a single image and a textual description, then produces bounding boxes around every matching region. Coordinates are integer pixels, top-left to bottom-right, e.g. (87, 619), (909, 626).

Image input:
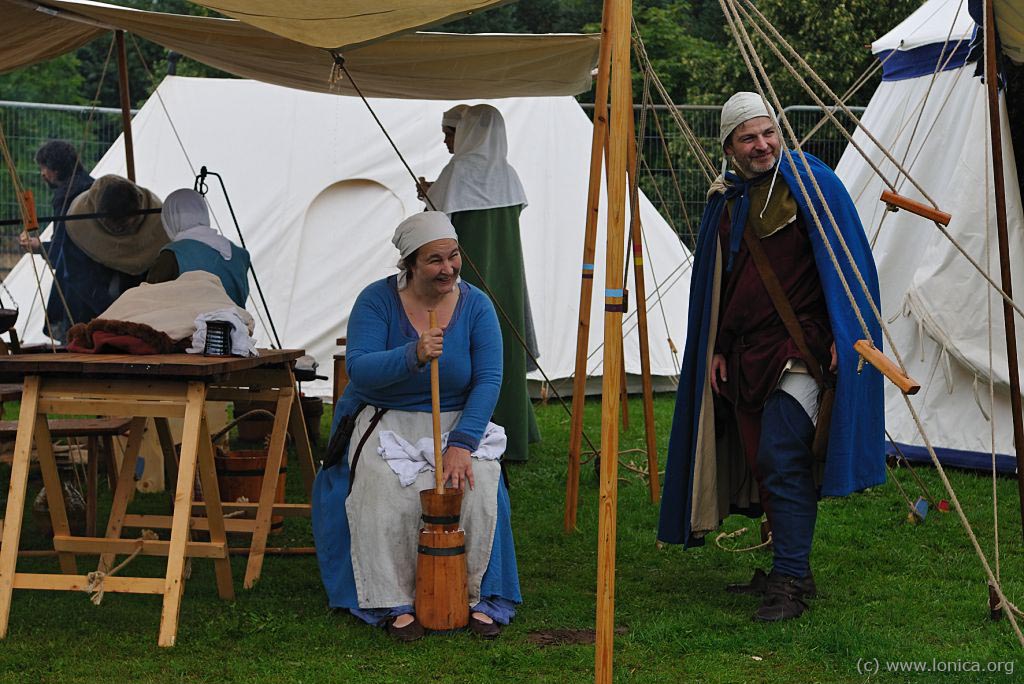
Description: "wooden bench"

(0, 417), (133, 536)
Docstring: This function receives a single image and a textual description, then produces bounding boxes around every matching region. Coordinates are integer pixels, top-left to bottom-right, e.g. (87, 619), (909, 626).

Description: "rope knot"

(84, 529), (159, 605)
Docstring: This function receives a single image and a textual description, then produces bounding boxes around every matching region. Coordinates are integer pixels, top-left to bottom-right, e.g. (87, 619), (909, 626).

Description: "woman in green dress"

(426, 104), (539, 462)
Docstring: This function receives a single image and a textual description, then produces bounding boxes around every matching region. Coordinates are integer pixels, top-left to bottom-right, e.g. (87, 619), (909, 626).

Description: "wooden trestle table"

(0, 349), (316, 646)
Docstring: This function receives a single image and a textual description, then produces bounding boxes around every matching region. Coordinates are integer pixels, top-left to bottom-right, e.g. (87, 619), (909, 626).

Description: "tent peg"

(880, 190), (951, 226)
(854, 339), (921, 395)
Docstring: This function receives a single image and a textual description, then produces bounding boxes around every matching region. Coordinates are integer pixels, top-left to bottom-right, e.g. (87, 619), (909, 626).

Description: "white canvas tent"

(835, 0), (1024, 471)
(5, 76), (692, 399)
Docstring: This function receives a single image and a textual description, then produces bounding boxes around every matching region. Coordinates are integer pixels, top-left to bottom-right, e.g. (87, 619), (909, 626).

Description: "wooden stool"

(0, 417), (133, 536)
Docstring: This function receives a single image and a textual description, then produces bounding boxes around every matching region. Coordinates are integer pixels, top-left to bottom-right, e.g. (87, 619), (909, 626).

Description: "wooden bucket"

(215, 449), (287, 533)
(414, 488), (469, 631)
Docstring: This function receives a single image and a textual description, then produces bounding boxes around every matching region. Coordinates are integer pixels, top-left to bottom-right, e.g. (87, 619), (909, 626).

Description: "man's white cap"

(720, 92), (776, 148)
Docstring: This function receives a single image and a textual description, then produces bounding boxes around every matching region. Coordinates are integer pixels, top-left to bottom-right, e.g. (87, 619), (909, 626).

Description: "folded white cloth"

(188, 308), (257, 357)
(376, 422), (507, 486)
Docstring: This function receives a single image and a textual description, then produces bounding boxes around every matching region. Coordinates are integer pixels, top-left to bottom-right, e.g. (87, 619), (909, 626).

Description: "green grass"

(0, 395), (1021, 683)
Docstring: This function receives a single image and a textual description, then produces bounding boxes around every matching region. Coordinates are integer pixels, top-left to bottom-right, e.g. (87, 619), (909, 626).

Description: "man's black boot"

(752, 571), (810, 622)
(727, 568), (816, 598)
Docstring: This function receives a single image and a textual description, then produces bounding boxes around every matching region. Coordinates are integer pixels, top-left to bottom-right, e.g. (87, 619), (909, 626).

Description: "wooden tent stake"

(983, 0), (1024, 543)
(595, 0), (631, 680)
(429, 310), (444, 494)
(626, 98), (660, 504)
(565, 0), (612, 534)
(854, 340), (920, 395)
(115, 31), (136, 182)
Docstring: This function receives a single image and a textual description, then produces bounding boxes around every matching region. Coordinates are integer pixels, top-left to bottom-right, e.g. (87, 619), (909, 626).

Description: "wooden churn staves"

(415, 488), (469, 630)
(413, 309), (469, 631)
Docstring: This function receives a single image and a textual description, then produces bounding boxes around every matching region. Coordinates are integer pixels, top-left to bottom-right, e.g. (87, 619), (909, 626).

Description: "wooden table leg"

(195, 415), (234, 601)
(33, 415), (77, 575)
(97, 417), (147, 574)
(242, 384), (293, 590)
(101, 435), (118, 491)
(158, 382), (207, 648)
(86, 436), (99, 537)
(0, 377), (41, 638)
(154, 417), (177, 496)
(285, 368), (316, 499)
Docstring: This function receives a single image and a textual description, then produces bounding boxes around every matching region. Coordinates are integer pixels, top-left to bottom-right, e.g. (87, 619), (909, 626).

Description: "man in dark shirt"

(20, 141), (95, 341)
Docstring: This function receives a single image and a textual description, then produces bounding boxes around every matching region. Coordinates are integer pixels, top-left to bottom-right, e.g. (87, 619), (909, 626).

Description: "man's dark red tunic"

(714, 203), (833, 508)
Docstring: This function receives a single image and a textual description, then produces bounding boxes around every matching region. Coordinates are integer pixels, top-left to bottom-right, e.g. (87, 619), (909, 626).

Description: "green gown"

(451, 205), (540, 462)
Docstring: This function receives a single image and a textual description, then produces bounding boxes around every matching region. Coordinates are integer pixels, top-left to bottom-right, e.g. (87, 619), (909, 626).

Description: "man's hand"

(829, 342), (837, 373)
(710, 353), (727, 394)
(18, 233), (40, 252)
(443, 445), (474, 490)
(417, 327), (443, 365)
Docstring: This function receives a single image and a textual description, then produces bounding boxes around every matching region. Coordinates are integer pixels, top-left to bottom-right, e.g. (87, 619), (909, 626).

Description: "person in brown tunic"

(658, 92), (885, 624)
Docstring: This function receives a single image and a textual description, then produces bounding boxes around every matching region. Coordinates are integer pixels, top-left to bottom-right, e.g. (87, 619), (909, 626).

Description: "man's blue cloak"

(657, 151), (885, 546)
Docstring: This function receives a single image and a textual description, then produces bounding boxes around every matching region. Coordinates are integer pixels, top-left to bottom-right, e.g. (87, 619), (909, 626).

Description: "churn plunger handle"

(429, 310), (444, 494)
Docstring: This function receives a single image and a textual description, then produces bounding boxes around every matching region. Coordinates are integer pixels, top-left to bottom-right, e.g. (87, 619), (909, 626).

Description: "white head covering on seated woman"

(161, 188), (234, 260)
(425, 104), (528, 215)
(391, 211), (459, 290)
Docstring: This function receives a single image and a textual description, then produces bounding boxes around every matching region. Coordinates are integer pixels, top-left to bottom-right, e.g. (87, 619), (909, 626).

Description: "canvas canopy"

(187, 0), (513, 50)
(4, 76), (692, 399)
(0, 0), (600, 99)
(835, 0), (1024, 472)
(991, 0), (1024, 64)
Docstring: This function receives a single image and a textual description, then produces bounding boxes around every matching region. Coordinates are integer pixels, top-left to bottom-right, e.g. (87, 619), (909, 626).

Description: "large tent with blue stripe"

(835, 0), (1024, 473)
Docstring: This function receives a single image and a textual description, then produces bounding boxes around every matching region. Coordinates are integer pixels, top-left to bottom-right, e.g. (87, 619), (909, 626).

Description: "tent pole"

(595, 0), (631, 681)
(115, 30), (136, 182)
(983, 0), (1024, 541)
(626, 102), (660, 504)
(620, 348), (630, 430)
(565, 0), (613, 534)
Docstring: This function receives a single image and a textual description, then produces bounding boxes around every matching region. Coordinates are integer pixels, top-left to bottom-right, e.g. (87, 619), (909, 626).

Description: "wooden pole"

(619, 346), (630, 430)
(626, 106), (660, 504)
(595, 0), (631, 680)
(565, 0), (613, 533)
(114, 30), (136, 182)
(429, 310), (444, 494)
(983, 0), (1024, 542)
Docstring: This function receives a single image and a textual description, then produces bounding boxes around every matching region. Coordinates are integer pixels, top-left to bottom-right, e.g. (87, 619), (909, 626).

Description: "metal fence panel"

(0, 101), (862, 278)
(0, 101), (127, 277)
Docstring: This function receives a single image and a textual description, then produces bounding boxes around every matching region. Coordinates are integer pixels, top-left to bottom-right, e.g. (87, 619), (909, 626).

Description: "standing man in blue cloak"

(657, 92), (885, 622)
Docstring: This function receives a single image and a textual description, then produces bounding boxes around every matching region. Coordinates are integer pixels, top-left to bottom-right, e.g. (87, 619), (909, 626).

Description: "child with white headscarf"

(147, 188), (251, 308)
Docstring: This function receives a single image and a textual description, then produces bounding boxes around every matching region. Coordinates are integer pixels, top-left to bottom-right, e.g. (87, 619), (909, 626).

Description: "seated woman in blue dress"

(312, 211), (521, 641)
(146, 188), (251, 307)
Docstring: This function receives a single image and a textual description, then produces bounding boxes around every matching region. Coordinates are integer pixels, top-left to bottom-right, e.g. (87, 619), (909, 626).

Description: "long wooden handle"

(429, 310), (444, 493)
(854, 339), (921, 395)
